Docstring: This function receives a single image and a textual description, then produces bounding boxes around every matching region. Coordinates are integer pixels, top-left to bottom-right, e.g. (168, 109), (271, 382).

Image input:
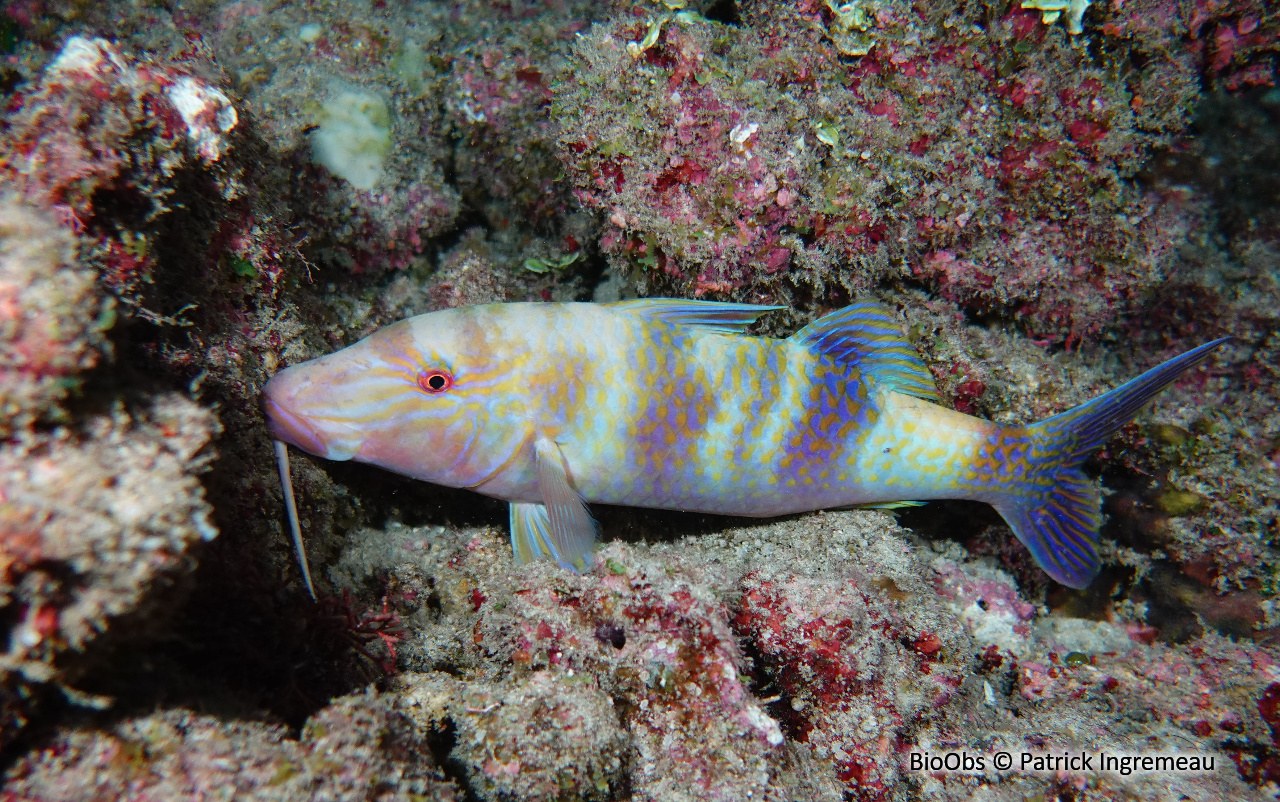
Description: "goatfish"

(262, 299), (1228, 598)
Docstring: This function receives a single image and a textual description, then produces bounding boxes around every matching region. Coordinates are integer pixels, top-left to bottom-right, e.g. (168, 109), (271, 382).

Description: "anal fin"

(856, 500), (928, 510)
(828, 500), (928, 511)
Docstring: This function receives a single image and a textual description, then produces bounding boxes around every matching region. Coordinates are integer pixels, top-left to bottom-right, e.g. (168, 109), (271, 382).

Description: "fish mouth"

(262, 393), (332, 457)
(262, 364), (373, 461)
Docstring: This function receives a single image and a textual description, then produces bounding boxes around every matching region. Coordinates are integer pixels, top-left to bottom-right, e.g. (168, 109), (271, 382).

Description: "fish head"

(262, 307), (525, 487)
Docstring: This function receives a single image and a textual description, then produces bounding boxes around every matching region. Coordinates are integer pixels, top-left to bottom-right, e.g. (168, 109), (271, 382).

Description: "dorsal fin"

(793, 302), (942, 402)
(607, 298), (784, 334)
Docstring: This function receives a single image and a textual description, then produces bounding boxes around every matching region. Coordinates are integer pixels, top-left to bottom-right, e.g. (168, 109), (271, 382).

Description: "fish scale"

(554, 316), (846, 514)
(262, 298), (1230, 596)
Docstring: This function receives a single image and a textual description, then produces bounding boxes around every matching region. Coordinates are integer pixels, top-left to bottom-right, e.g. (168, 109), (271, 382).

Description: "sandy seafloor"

(0, 0), (1278, 799)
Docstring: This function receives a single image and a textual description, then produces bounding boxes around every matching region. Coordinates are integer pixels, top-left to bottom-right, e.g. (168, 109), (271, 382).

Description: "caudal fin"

(994, 338), (1231, 588)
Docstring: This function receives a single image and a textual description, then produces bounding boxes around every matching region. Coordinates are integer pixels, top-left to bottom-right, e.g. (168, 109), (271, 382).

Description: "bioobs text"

(908, 751), (986, 773)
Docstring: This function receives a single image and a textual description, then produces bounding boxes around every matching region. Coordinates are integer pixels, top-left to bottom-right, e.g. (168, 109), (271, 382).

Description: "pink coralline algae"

(359, 514), (981, 800)
(446, 30), (575, 236)
(555, 2), (1208, 343)
(931, 557), (1039, 652)
(1092, 0), (1278, 95)
(465, 546), (788, 801)
(330, 506), (1280, 799)
(0, 391), (219, 748)
(293, 162), (461, 275)
(733, 571), (966, 800)
(0, 37), (241, 304)
(1013, 634), (1280, 788)
(0, 198), (113, 436)
(911, 547), (1276, 799)
(1182, 0), (1279, 91)
(0, 68), (223, 749)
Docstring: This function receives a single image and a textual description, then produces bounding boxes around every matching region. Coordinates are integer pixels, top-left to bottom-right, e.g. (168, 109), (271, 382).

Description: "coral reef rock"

(3, 689), (461, 801)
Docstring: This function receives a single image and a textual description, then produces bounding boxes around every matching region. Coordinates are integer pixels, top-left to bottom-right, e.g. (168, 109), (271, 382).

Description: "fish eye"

(417, 369), (454, 394)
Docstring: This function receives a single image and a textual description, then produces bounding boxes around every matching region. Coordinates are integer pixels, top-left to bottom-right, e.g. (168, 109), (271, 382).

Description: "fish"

(261, 299), (1229, 598)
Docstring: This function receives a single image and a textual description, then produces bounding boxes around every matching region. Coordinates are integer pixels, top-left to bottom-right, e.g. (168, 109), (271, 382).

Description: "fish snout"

(262, 368), (363, 460)
(262, 391), (329, 456)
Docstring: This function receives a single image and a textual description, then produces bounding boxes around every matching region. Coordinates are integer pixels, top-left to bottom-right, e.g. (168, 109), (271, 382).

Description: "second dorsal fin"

(607, 298), (785, 334)
(793, 302), (942, 402)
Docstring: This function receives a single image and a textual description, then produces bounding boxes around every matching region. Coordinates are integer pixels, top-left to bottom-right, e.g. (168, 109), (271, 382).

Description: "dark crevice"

(428, 662), (464, 678)
(703, 0), (741, 26)
(0, 688), (73, 778)
(576, 249), (611, 300)
(1131, 562), (1207, 644)
(590, 503), (794, 547)
(594, 620), (627, 650)
(424, 719), (481, 802)
(0, 66), (21, 96)
(894, 499), (1003, 546)
(86, 183), (156, 236)
(424, 591), (443, 616)
(731, 607), (808, 742)
(321, 458), (507, 530)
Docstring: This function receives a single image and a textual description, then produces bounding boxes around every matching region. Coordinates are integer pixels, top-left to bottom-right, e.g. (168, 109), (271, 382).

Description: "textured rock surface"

(3, 690), (461, 801)
(0, 198), (112, 436)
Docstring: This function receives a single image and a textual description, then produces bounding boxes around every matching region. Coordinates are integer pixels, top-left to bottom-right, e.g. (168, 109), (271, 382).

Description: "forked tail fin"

(993, 338), (1231, 588)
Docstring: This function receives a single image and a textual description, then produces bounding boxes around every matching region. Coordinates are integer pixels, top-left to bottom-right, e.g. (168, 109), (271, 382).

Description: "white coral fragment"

(310, 86), (393, 190)
(729, 122), (759, 152)
(1021, 0), (1092, 35)
(627, 15), (669, 58)
(165, 77), (239, 162)
(744, 703), (785, 746)
(47, 36), (128, 77)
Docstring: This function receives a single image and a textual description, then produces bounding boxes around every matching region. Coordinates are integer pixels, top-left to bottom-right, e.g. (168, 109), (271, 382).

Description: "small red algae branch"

(262, 299), (1231, 591)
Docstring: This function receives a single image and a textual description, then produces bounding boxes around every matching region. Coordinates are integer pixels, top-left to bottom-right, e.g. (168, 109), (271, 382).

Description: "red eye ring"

(417, 369), (454, 394)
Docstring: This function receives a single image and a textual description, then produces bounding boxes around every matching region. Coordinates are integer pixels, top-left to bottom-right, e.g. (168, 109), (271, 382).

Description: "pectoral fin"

(508, 438), (597, 571)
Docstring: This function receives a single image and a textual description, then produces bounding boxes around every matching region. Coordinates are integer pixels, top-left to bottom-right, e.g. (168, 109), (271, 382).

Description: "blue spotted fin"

(997, 338), (1232, 588)
(509, 437), (597, 572)
(794, 302), (942, 402)
(608, 298), (785, 334)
